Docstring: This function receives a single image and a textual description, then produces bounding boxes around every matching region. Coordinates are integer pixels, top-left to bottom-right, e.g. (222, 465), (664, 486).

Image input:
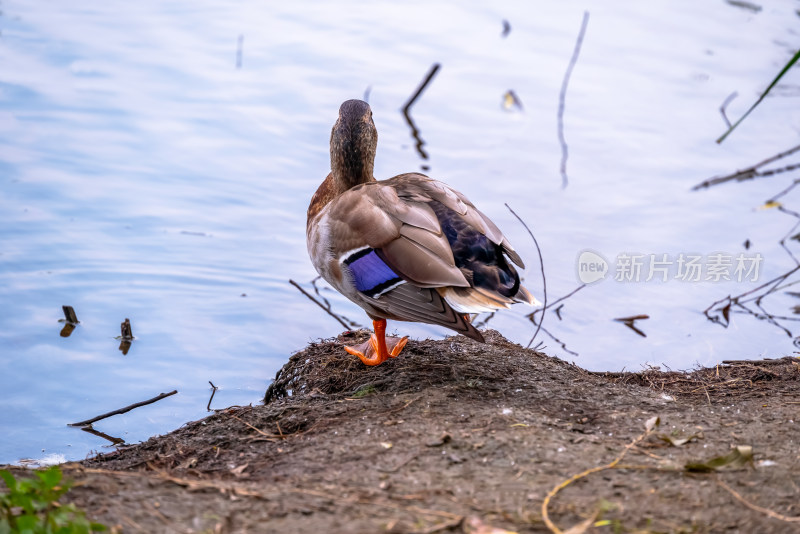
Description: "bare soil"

(9, 330), (800, 533)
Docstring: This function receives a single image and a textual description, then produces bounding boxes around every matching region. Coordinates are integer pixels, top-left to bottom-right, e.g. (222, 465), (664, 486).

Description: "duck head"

(330, 99), (377, 190)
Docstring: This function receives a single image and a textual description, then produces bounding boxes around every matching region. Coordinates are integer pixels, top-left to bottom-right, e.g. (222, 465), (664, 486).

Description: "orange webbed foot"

(344, 320), (408, 366)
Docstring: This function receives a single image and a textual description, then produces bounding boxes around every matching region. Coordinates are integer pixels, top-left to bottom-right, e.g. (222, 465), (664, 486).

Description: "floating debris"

(725, 0), (762, 13)
(501, 19), (511, 38)
(613, 314), (649, 337)
(758, 200), (782, 210)
(62, 305), (79, 324)
(502, 90), (523, 111)
(120, 318), (133, 340)
(59, 305), (79, 337)
(118, 318), (133, 355)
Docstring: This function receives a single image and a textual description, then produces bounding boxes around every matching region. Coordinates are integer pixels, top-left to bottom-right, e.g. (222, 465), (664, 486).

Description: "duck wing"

(324, 173), (533, 340)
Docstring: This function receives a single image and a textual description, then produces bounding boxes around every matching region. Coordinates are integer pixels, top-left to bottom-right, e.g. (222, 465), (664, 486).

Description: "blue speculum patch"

(343, 248), (403, 297)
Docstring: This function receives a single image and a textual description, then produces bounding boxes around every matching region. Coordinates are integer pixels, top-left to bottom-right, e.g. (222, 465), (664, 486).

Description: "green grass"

(717, 48), (800, 143)
(0, 466), (106, 533)
(352, 384), (377, 398)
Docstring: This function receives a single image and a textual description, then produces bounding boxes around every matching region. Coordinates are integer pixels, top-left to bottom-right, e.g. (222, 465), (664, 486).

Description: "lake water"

(1, 1), (799, 464)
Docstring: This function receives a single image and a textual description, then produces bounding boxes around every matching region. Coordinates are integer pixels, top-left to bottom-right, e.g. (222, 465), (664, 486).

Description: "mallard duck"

(307, 99), (538, 365)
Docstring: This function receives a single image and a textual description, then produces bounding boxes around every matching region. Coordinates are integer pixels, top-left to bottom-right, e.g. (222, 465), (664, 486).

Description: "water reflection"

(2, 0), (800, 465)
(401, 63), (441, 169)
(81, 426), (125, 446)
(695, 144), (800, 338)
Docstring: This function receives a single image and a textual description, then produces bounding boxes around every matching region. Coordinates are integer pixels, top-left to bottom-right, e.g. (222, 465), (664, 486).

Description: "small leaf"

(0, 470), (16, 491)
(721, 302), (731, 324)
(658, 433), (701, 447)
(502, 90), (523, 111)
(463, 516), (518, 534)
(36, 465), (63, 489)
(230, 464), (249, 476)
(15, 515), (38, 530)
(717, 47), (800, 143)
(425, 432), (452, 447)
(685, 445), (754, 472)
(563, 515), (595, 534)
(759, 200), (782, 210)
(645, 416), (660, 432)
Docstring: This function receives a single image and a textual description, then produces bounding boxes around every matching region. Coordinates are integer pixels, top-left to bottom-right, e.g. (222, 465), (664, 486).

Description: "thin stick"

(289, 279), (351, 330)
(717, 48), (800, 144)
(557, 11), (590, 189)
(541, 424), (655, 533)
(504, 203), (547, 349)
(530, 284), (586, 322)
(717, 479), (800, 523)
(692, 143), (800, 190)
(229, 413), (282, 441)
(207, 381), (218, 412)
(68, 390), (177, 427)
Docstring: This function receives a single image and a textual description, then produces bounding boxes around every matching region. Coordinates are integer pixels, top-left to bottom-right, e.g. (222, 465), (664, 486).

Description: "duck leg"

(345, 319), (408, 365)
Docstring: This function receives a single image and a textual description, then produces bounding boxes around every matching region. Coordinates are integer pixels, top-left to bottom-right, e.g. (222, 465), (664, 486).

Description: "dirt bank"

(14, 331), (800, 532)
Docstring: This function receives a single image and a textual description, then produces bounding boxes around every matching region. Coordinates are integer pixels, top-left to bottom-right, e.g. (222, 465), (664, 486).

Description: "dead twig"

(542, 420), (657, 534)
(717, 48), (800, 143)
(717, 479), (800, 523)
(505, 203), (547, 349)
(613, 314), (650, 338)
(377, 451), (420, 473)
(69, 390), (178, 427)
(527, 322), (578, 357)
(529, 284), (586, 323)
(207, 381), (218, 412)
(289, 278), (351, 330)
(419, 516), (464, 534)
(228, 413), (283, 441)
(692, 143), (800, 190)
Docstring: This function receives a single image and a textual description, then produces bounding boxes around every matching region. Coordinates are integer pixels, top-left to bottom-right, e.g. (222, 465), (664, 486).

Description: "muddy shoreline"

(7, 330), (800, 533)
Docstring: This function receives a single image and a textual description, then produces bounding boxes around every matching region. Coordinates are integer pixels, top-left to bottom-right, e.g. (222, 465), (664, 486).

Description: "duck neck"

(330, 139), (375, 192)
